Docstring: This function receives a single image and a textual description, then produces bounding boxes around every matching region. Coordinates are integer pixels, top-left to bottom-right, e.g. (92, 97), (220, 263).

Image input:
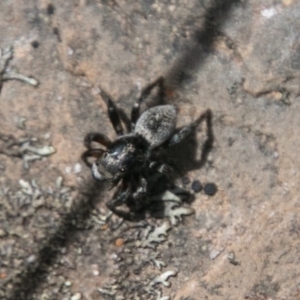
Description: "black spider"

(82, 77), (211, 218)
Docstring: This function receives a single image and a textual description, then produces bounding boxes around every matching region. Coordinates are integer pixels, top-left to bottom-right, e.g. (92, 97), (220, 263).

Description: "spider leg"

(84, 132), (111, 149)
(167, 109), (212, 146)
(131, 76), (165, 130)
(132, 177), (147, 201)
(81, 149), (104, 167)
(106, 178), (132, 212)
(149, 161), (173, 178)
(100, 89), (124, 136)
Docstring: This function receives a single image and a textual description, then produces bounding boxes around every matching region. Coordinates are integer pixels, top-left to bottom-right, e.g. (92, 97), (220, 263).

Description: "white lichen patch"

(136, 221), (172, 249)
(95, 185), (196, 299)
(97, 285), (118, 297)
(151, 190), (182, 203)
(0, 134), (56, 169)
(155, 292), (171, 300)
(21, 142), (55, 168)
(15, 179), (44, 208)
(145, 288), (172, 300)
(90, 210), (113, 227)
(16, 177), (72, 209)
(0, 45), (38, 86)
(149, 252), (167, 271)
(149, 270), (177, 287)
(18, 179), (34, 195)
(21, 143), (55, 156)
(151, 188), (195, 225)
(163, 201), (195, 226)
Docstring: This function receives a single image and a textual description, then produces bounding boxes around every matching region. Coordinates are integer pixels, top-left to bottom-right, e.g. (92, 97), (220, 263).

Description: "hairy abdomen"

(134, 105), (176, 148)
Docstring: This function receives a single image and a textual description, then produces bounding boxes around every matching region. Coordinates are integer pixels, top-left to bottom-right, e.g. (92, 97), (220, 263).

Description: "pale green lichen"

(0, 46), (39, 86)
(149, 270), (177, 288)
(136, 221), (172, 249)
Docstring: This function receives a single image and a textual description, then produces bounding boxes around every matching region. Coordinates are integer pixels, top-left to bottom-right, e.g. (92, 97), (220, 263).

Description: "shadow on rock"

(165, 0), (244, 89)
(8, 180), (105, 300)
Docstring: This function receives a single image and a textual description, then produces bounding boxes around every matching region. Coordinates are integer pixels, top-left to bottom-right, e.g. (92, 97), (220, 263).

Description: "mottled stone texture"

(1, 0), (300, 299)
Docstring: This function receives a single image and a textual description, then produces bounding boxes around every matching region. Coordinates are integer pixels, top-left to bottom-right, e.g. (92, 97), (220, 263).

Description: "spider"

(82, 77), (211, 218)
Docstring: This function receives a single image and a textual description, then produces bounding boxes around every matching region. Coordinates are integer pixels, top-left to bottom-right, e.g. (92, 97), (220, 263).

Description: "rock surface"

(1, 0), (300, 299)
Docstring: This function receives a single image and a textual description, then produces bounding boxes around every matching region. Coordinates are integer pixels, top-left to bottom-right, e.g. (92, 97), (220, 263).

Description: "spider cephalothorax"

(82, 77), (211, 218)
(92, 134), (149, 182)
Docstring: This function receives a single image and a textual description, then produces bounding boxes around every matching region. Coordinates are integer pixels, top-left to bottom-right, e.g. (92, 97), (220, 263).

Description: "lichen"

(136, 221), (172, 249)
(0, 46), (39, 86)
(149, 270), (178, 288)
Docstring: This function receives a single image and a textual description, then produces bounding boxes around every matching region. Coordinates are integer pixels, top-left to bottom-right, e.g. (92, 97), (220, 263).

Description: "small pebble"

(65, 166), (72, 173)
(227, 251), (240, 265)
(67, 47), (74, 56)
(73, 163), (82, 173)
(227, 251), (235, 262)
(115, 238), (124, 247)
(44, 132), (51, 139)
(61, 247), (67, 254)
(204, 183), (218, 196)
(191, 180), (202, 193)
(65, 281), (72, 287)
(27, 255), (36, 264)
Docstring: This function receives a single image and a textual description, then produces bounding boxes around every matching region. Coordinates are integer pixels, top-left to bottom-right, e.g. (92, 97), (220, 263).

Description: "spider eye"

(120, 166), (128, 173)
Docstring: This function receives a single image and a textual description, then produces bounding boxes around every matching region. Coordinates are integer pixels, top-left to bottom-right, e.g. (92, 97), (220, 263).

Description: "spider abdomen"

(134, 105), (176, 148)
